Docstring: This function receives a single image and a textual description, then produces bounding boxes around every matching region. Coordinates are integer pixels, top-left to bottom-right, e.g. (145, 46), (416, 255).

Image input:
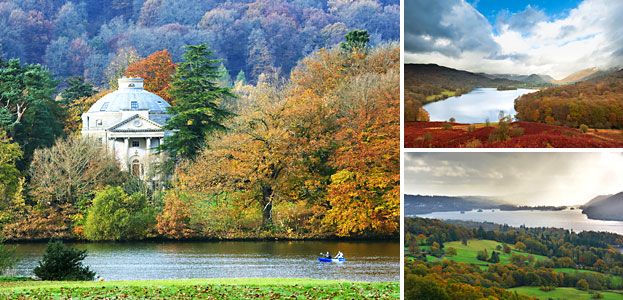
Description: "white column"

(145, 137), (151, 178)
(123, 137), (129, 171)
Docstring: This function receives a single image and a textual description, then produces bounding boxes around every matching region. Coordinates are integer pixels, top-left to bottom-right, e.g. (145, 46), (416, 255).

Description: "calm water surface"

(415, 209), (623, 235)
(423, 88), (537, 123)
(12, 241), (399, 282)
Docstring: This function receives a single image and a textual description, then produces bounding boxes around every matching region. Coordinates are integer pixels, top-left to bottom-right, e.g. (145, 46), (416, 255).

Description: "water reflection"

(423, 88), (537, 123)
(13, 241), (399, 282)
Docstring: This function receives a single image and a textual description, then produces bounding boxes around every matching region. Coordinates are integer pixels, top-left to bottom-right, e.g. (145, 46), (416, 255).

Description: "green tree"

(477, 249), (489, 261)
(0, 131), (22, 211)
(61, 76), (96, 105)
(340, 29), (370, 55)
(445, 247), (457, 257)
(84, 186), (155, 241)
(576, 279), (589, 291)
(0, 240), (17, 275)
(33, 240), (95, 281)
(0, 58), (62, 166)
(405, 274), (450, 300)
(217, 63), (232, 88)
(161, 44), (234, 159)
(235, 70), (247, 85)
(488, 251), (500, 263)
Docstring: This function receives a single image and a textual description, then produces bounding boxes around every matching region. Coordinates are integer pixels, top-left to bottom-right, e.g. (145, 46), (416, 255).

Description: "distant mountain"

(483, 73), (552, 86)
(404, 194), (506, 215)
(550, 68), (600, 84)
(582, 192), (623, 221)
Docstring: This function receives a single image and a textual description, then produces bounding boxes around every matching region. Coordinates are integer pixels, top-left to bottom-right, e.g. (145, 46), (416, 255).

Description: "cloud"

(404, 153), (623, 206)
(405, 0), (623, 78)
(404, 0), (499, 58)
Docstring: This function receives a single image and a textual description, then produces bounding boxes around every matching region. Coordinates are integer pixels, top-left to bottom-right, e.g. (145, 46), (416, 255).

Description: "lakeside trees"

(0, 33), (399, 241)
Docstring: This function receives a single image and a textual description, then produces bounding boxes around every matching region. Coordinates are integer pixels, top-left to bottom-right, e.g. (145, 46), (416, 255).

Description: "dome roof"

(87, 78), (171, 113)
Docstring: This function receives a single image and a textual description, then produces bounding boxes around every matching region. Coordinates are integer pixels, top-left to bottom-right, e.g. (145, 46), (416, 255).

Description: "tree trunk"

(261, 184), (273, 227)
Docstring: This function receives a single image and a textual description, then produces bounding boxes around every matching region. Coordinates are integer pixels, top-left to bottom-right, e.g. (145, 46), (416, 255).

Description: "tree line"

(0, 0), (398, 87)
(0, 33), (399, 242)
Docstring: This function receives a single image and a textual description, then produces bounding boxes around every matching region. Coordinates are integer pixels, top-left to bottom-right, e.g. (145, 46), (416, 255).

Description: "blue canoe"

(318, 257), (346, 262)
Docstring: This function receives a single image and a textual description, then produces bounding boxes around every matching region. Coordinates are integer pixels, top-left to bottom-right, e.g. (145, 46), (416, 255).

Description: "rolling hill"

(404, 194), (505, 215)
(582, 192), (623, 221)
(550, 67), (600, 84)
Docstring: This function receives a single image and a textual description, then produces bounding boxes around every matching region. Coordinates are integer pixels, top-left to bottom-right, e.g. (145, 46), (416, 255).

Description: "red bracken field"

(405, 121), (623, 148)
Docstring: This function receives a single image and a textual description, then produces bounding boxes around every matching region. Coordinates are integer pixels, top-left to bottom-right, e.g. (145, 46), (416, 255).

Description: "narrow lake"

(423, 88), (537, 123)
(414, 209), (623, 235)
(11, 240), (399, 282)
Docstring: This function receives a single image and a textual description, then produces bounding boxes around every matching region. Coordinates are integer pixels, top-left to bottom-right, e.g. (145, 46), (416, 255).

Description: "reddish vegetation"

(405, 121), (623, 148)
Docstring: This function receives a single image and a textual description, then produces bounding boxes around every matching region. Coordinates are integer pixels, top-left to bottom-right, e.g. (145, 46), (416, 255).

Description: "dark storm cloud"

(404, 0), (500, 57)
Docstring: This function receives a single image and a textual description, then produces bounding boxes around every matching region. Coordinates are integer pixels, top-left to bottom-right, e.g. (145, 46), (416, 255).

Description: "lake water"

(414, 209), (623, 235)
(11, 240), (399, 282)
(423, 88), (537, 123)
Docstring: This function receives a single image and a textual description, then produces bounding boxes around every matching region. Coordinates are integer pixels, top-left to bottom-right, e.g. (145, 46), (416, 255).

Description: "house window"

(132, 140), (139, 147)
(131, 101), (138, 110)
(96, 119), (102, 126)
(100, 102), (109, 111)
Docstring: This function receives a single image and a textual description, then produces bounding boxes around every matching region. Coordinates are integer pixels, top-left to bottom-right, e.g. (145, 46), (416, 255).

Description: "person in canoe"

(335, 251), (343, 259)
(321, 251), (332, 259)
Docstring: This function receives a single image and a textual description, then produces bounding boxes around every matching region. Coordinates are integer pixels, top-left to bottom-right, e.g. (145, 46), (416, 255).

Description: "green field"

(425, 90), (456, 102)
(509, 287), (623, 300)
(0, 278), (399, 299)
(438, 239), (548, 266)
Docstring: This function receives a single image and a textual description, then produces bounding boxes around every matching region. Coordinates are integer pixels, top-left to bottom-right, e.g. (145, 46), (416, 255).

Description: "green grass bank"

(0, 278), (399, 299)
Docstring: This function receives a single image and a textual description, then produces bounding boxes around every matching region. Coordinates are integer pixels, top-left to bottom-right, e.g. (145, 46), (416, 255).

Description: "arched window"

(131, 159), (142, 176)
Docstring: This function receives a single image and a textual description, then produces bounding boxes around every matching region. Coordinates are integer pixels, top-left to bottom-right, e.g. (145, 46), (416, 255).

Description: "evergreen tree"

(340, 29), (370, 55)
(235, 70), (246, 85)
(217, 62), (232, 88)
(61, 76), (96, 105)
(161, 44), (234, 159)
(33, 240), (95, 281)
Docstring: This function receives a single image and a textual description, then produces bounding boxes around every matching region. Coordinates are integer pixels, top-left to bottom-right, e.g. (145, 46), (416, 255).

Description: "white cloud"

(405, 0), (623, 78)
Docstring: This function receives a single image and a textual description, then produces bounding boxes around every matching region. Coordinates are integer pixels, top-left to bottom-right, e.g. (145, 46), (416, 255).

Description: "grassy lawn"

(509, 286), (623, 300)
(553, 268), (623, 286)
(438, 239), (548, 266)
(0, 278), (398, 299)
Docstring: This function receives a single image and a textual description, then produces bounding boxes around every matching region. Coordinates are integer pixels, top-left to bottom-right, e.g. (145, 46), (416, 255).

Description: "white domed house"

(81, 77), (172, 179)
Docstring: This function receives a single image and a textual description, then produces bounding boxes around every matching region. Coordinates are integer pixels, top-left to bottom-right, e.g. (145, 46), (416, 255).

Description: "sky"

(404, 0), (623, 79)
(404, 152), (623, 206)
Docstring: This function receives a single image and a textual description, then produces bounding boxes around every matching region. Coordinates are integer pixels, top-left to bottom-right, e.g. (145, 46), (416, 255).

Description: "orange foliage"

(156, 191), (197, 239)
(124, 49), (176, 103)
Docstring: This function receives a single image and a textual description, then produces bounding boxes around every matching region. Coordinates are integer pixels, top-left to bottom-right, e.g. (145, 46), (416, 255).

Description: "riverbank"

(0, 278), (399, 299)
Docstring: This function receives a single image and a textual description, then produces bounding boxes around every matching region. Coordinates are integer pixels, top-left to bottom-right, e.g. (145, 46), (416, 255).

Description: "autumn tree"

(62, 90), (112, 135)
(156, 190), (198, 239)
(124, 49), (176, 103)
(162, 44), (234, 159)
(105, 47), (140, 89)
(0, 130), (24, 225)
(176, 75), (294, 227)
(29, 135), (124, 206)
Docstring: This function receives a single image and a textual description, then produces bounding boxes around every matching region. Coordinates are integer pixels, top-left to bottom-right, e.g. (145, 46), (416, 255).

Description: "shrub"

(511, 126), (524, 137)
(33, 240), (95, 281)
(467, 125), (476, 132)
(0, 242), (17, 275)
(441, 123), (452, 130)
(580, 124), (589, 133)
(84, 186), (156, 241)
(539, 286), (555, 292)
(476, 249), (488, 261)
(576, 279), (589, 291)
(464, 139), (482, 148)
